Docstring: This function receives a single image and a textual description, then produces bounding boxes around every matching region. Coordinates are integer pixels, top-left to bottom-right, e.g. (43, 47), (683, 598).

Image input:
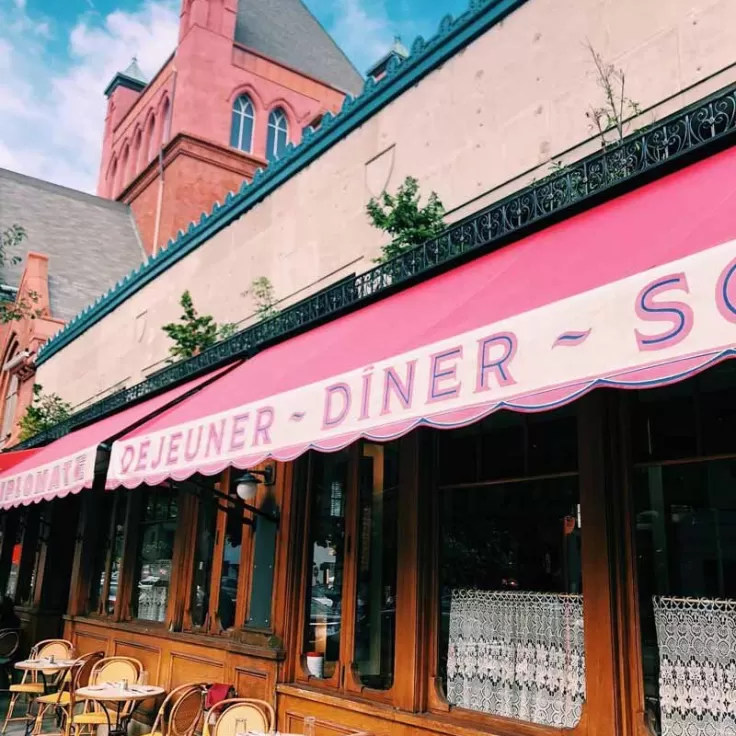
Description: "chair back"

(0, 629), (19, 659)
(213, 700), (274, 736)
(55, 651), (104, 711)
(90, 656), (142, 686)
(170, 686), (205, 736)
(150, 684), (204, 736)
(73, 652), (105, 690)
(34, 639), (74, 660)
(35, 639), (74, 679)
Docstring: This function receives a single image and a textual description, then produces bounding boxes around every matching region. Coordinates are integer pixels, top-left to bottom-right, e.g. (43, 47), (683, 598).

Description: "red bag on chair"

(205, 683), (234, 710)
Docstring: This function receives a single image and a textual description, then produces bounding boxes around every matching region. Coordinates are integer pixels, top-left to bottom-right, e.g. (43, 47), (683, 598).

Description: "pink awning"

(108, 146), (736, 489)
(0, 449), (39, 473)
(0, 364), (237, 509)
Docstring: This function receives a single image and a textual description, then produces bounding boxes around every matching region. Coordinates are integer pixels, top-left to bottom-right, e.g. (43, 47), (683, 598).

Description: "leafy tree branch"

(162, 291), (236, 362)
(18, 385), (72, 442)
(367, 176), (446, 263)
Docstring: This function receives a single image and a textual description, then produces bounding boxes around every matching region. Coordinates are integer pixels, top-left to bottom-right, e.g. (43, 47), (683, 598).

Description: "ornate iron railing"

(17, 83), (736, 448)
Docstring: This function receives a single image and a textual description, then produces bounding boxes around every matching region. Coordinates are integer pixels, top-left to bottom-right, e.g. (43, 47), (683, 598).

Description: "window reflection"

(89, 494), (115, 613)
(218, 496), (242, 631)
(106, 499), (126, 615)
(436, 407), (584, 729)
(191, 494), (217, 628)
(5, 511), (24, 600)
(132, 487), (178, 622)
(353, 443), (398, 690)
(304, 451), (349, 679)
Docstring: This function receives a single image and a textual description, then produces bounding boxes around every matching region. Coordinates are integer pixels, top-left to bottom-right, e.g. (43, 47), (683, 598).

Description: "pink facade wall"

(98, 0), (347, 201)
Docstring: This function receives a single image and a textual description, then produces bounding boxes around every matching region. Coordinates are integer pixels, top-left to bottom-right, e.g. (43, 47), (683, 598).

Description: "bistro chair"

(33, 651), (104, 736)
(71, 656), (144, 736)
(2, 639), (74, 734)
(141, 683), (205, 736)
(0, 629), (20, 689)
(210, 699), (275, 736)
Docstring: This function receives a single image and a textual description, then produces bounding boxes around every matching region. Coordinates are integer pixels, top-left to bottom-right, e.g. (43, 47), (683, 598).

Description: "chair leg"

(2, 692), (21, 734)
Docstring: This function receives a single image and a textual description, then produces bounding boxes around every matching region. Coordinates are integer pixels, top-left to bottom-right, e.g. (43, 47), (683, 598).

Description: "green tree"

(0, 224), (41, 323)
(250, 277), (279, 320)
(366, 176), (446, 263)
(18, 385), (72, 441)
(162, 291), (235, 361)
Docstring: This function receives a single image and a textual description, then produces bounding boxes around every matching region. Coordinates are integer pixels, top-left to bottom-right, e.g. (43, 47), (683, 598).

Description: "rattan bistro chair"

(141, 684), (205, 736)
(210, 699), (275, 736)
(2, 639), (74, 734)
(33, 651), (104, 736)
(70, 656), (143, 736)
(0, 630), (19, 689)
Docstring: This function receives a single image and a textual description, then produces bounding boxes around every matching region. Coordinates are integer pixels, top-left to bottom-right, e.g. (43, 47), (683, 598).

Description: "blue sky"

(0, 0), (468, 192)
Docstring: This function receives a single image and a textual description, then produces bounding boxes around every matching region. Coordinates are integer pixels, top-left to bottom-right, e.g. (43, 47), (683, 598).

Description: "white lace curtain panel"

(446, 589), (586, 728)
(653, 596), (736, 736)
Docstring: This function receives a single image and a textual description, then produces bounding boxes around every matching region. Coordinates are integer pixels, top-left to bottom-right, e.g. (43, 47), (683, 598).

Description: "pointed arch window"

(267, 108), (288, 162)
(230, 95), (255, 153)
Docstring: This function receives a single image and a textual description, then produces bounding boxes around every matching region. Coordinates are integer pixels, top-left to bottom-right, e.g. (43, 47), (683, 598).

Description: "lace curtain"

(653, 597), (736, 736)
(447, 589), (585, 728)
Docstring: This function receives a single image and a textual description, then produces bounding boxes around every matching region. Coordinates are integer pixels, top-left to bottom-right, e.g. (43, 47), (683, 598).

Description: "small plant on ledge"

(367, 176), (446, 263)
(18, 384), (72, 442)
(585, 41), (641, 147)
(250, 277), (279, 320)
(162, 290), (236, 362)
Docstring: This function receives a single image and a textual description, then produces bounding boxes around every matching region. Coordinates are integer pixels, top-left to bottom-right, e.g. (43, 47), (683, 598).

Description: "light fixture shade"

(235, 472), (259, 501)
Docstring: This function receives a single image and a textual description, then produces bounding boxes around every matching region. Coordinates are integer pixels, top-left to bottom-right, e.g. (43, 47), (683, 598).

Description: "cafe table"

(75, 683), (165, 736)
(14, 658), (79, 736)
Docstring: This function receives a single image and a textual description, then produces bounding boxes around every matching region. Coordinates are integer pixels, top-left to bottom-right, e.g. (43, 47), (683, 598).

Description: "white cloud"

(0, 0), (178, 193)
(310, 0), (426, 74)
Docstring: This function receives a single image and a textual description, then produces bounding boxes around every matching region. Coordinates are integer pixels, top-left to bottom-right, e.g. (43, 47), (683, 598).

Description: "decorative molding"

(19, 79), (736, 449)
(36, 0), (531, 366)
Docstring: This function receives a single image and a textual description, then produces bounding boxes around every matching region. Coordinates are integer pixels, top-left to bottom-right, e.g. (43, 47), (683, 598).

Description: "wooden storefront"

(3, 362), (734, 736)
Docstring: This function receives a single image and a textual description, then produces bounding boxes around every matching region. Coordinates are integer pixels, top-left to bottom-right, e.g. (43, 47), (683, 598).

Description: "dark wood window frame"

(292, 442), (402, 707)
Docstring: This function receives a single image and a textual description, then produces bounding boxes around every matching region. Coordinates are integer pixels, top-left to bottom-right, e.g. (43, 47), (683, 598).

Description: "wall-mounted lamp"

(234, 465), (275, 502)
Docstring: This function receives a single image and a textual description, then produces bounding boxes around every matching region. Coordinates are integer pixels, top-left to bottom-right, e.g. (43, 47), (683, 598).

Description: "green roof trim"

(103, 72), (147, 98)
(37, 0), (529, 366)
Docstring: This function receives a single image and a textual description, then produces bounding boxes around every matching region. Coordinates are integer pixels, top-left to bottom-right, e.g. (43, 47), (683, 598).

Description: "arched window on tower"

(132, 128), (142, 175)
(1, 344), (20, 442)
(230, 95), (254, 153)
(147, 114), (157, 162)
(119, 145), (129, 192)
(161, 98), (171, 145)
(109, 158), (118, 197)
(266, 108), (288, 162)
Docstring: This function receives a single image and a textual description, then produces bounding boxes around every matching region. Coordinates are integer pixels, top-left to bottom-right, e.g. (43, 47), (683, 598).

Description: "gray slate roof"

(0, 168), (144, 322)
(235, 0), (364, 96)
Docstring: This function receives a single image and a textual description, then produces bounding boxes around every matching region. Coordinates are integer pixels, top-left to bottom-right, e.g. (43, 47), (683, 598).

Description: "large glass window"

(218, 494), (243, 631)
(5, 510), (25, 600)
(304, 450), (349, 680)
(436, 408), (584, 729)
(190, 494), (217, 628)
(301, 442), (400, 692)
(266, 108), (288, 162)
(632, 362), (736, 736)
(88, 493), (115, 614)
(132, 487), (178, 622)
(353, 443), (398, 690)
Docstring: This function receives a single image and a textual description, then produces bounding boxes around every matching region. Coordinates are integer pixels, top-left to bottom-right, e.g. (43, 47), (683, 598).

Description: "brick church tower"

(98, 0), (363, 254)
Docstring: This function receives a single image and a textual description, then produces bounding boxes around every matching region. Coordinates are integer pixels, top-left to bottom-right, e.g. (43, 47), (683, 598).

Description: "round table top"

(15, 658), (78, 671)
(76, 684), (164, 702)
